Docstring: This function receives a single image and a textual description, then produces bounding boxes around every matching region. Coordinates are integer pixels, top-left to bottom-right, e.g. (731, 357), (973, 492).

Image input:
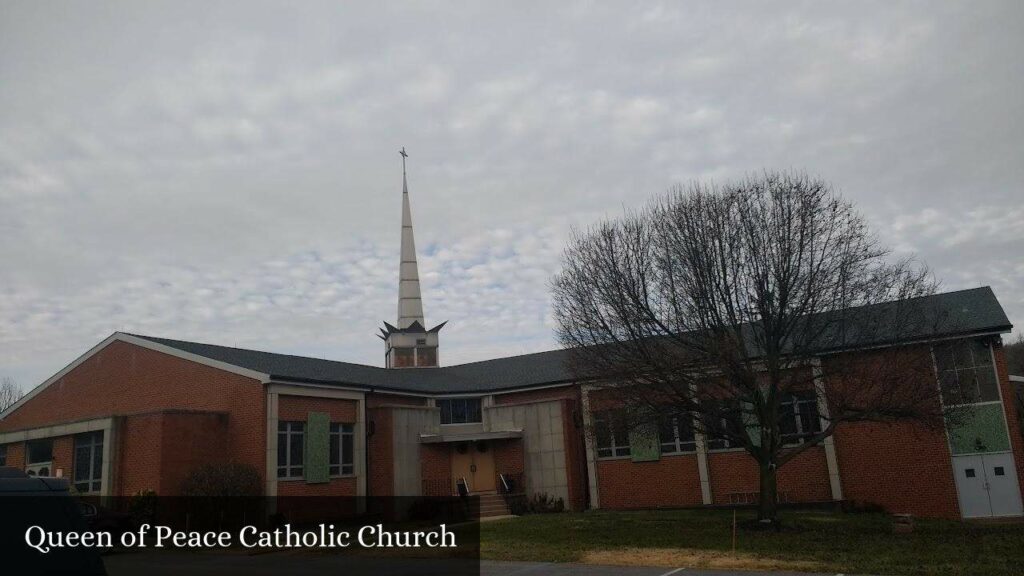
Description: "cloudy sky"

(2, 1), (1022, 388)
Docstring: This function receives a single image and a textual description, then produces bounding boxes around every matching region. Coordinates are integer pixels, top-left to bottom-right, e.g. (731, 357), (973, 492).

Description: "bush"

(129, 489), (158, 524)
(181, 463), (262, 497)
(524, 492), (564, 514)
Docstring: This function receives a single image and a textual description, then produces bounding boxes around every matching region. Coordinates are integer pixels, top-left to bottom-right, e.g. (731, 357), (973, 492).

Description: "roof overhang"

(418, 430), (523, 444)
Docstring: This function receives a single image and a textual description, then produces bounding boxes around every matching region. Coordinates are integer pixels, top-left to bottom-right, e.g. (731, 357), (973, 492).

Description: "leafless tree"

(0, 376), (24, 413)
(552, 172), (949, 524)
(1005, 333), (1024, 376)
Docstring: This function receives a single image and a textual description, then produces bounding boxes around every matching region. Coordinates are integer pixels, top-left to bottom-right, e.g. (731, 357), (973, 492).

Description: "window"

(329, 423), (355, 476)
(703, 406), (744, 450)
(994, 467), (1005, 476)
(393, 348), (415, 368)
(0, 444), (6, 467)
(26, 439), (53, 464)
(779, 392), (822, 445)
(73, 431), (104, 493)
(594, 411), (631, 458)
(659, 414), (696, 454)
(277, 421), (304, 479)
(439, 398), (482, 425)
(934, 339), (998, 405)
(965, 468), (976, 478)
(417, 347), (438, 367)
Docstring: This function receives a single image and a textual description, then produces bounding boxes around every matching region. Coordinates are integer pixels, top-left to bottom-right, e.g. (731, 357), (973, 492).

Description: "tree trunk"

(758, 462), (779, 525)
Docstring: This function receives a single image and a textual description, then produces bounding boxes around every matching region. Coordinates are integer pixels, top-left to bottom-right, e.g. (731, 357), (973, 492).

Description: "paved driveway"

(481, 560), (840, 576)
(104, 551), (850, 576)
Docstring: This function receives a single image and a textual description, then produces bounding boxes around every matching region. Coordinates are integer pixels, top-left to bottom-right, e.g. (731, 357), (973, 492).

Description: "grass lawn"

(479, 508), (1024, 575)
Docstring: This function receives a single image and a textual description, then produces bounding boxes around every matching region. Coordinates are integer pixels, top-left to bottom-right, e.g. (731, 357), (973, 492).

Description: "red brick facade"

(2, 334), (1022, 519)
(598, 454), (704, 509)
(0, 340), (265, 496)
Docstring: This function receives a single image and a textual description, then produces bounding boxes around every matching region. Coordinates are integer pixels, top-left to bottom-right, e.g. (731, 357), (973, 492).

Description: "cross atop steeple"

(400, 147), (410, 196)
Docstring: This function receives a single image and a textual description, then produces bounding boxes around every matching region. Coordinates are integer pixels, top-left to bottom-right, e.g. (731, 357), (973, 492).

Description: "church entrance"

(451, 440), (496, 494)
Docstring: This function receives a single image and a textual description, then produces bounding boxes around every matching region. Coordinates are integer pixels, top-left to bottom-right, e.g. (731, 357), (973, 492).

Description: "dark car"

(0, 466), (108, 575)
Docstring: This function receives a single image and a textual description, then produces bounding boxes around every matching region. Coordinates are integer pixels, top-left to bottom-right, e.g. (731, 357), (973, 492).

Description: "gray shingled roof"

(130, 286), (1011, 394)
(131, 334), (575, 394)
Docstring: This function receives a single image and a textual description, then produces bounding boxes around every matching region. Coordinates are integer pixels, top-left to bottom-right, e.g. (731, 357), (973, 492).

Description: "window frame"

(0, 444), (6, 467)
(934, 338), (1000, 407)
(26, 439), (54, 465)
(439, 398), (483, 425)
(329, 423), (355, 477)
(659, 414), (697, 455)
(277, 421), (305, 479)
(73, 431), (104, 494)
(779, 391), (822, 446)
(703, 403), (747, 451)
(594, 411), (631, 459)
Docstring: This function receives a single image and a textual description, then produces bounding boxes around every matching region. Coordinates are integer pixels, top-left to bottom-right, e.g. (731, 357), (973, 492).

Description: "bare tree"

(0, 376), (24, 413)
(552, 172), (948, 525)
(1005, 333), (1024, 376)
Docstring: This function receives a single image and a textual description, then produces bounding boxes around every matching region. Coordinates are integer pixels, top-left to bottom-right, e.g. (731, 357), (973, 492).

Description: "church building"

(1, 155), (1022, 520)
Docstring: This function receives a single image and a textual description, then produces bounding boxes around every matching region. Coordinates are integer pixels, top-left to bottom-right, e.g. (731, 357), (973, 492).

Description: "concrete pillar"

(580, 385), (600, 509)
(813, 361), (844, 501)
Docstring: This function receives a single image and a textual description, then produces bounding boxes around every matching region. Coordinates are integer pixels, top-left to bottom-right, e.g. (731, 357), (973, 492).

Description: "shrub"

(181, 463), (262, 497)
(525, 492), (564, 514)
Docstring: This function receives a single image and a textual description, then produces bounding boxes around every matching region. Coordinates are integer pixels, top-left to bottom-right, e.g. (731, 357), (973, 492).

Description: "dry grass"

(582, 547), (825, 572)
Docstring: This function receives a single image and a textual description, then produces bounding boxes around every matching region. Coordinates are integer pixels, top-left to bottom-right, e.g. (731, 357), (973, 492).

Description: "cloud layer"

(2, 1), (1022, 386)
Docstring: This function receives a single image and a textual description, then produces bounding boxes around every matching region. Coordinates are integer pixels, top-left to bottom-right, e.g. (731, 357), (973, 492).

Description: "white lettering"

(25, 525), (49, 554)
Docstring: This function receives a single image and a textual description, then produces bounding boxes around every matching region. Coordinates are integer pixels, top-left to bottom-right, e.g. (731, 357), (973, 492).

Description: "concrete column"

(100, 419), (117, 502)
(812, 362), (843, 501)
(265, 390), (279, 497)
(355, 396), (367, 499)
(580, 385), (600, 509)
(694, 423), (713, 505)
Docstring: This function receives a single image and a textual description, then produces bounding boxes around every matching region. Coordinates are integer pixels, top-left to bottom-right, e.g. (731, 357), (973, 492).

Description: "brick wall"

(118, 413), (164, 495)
(159, 412), (230, 495)
(598, 454), (703, 509)
(707, 447), (831, 504)
(823, 345), (961, 518)
(993, 341), (1024, 504)
(492, 438), (525, 479)
(367, 406), (394, 497)
(832, 419), (958, 517)
(277, 395), (357, 422)
(5, 442), (24, 469)
(0, 340), (266, 496)
(115, 410), (229, 495)
(420, 443), (452, 496)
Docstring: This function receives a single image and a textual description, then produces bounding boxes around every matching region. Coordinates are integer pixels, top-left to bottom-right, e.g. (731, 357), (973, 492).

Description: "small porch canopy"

(418, 430), (523, 444)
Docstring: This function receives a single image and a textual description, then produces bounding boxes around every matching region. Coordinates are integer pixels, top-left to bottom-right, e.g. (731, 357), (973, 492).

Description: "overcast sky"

(2, 1), (1022, 388)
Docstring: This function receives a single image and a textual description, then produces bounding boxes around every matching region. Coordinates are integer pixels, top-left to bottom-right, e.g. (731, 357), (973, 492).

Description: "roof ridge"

(446, 347), (567, 368)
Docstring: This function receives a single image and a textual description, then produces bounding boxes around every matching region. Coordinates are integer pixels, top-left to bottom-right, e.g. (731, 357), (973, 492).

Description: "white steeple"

(397, 146), (425, 329)
(380, 147), (444, 369)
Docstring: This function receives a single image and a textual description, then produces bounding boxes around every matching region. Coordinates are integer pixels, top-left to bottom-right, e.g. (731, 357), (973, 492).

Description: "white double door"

(952, 453), (1023, 518)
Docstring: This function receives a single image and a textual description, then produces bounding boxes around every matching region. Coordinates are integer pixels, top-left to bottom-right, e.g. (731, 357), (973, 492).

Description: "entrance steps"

(475, 491), (513, 518)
